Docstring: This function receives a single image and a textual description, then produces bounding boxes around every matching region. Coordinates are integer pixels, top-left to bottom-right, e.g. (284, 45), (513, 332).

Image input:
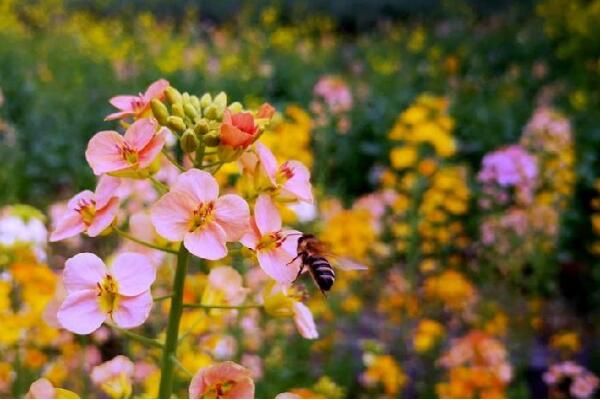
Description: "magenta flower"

(86, 118), (167, 176)
(255, 142), (313, 203)
(57, 252), (156, 334)
(50, 175), (120, 242)
(151, 169), (250, 260)
(241, 194), (301, 284)
(105, 79), (169, 121)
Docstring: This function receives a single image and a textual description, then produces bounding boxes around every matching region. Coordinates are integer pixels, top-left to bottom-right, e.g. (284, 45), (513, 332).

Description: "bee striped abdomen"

(307, 256), (335, 291)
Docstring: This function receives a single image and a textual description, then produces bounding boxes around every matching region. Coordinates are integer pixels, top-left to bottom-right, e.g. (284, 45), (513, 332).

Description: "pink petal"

(239, 219), (260, 249)
(85, 131), (129, 175)
(95, 175), (121, 209)
(293, 302), (319, 339)
(109, 95), (137, 112)
(172, 169), (219, 204)
(282, 161), (313, 203)
(63, 252), (107, 293)
(143, 79), (170, 101)
(87, 197), (119, 237)
(257, 247), (299, 284)
(254, 194), (281, 235)
(58, 289), (106, 334)
(50, 211), (85, 242)
(184, 223), (228, 260)
(111, 291), (153, 329)
(123, 118), (157, 150)
(151, 191), (196, 241)
(67, 190), (95, 210)
(214, 194), (250, 241)
(111, 252), (156, 296)
(105, 110), (134, 121)
(28, 378), (56, 399)
(138, 127), (167, 169)
(255, 142), (278, 184)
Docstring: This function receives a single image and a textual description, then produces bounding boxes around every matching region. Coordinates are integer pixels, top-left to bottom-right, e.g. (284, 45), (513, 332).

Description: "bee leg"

(293, 264), (305, 283)
(287, 253), (302, 265)
(319, 288), (328, 299)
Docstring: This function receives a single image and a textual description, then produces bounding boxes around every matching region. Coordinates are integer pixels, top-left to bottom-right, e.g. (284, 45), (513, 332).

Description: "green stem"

(114, 227), (178, 255)
(150, 176), (169, 194)
(158, 244), (190, 398)
(182, 303), (262, 310)
(106, 322), (163, 349)
(171, 355), (193, 377)
(153, 294), (173, 302)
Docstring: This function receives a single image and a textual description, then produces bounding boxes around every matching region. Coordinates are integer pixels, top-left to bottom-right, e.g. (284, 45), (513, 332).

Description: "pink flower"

(57, 252), (155, 334)
(220, 110), (260, 148)
(26, 378), (78, 399)
(105, 79), (169, 121)
(293, 302), (319, 340)
(50, 175), (120, 242)
(91, 355), (135, 398)
(189, 361), (255, 399)
(241, 194), (301, 284)
(151, 169), (250, 260)
(86, 118), (167, 176)
(203, 266), (249, 306)
(313, 75), (353, 113)
(255, 142), (313, 203)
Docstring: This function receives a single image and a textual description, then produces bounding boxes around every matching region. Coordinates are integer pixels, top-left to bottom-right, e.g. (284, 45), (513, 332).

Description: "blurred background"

(0, 0), (599, 398)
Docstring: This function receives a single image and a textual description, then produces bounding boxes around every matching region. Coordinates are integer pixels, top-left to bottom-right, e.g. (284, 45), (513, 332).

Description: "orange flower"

(220, 111), (260, 148)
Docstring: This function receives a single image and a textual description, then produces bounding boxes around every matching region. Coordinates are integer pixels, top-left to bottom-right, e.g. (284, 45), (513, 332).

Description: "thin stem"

(201, 161), (224, 169)
(182, 303), (262, 310)
(150, 176), (169, 194)
(106, 322), (164, 349)
(162, 150), (185, 172)
(171, 355), (193, 377)
(153, 294), (173, 302)
(114, 227), (178, 255)
(177, 312), (207, 344)
(158, 244), (190, 398)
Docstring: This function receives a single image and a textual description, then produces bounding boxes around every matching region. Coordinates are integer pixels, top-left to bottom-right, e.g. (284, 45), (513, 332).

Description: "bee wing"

(332, 256), (368, 271)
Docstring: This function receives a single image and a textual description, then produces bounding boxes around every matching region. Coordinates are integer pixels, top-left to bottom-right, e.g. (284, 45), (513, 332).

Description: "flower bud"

(194, 119), (209, 136)
(171, 102), (185, 119)
(200, 93), (212, 109)
(167, 116), (186, 133)
(203, 131), (220, 146)
(165, 87), (182, 105)
(228, 101), (243, 113)
(150, 99), (170, 125)
(190, 95), (201, 110)
(184, 103), (199, 120)
(180, 129), (199, 153)
(213, 91), (227, 110)
(182, 92), (191, 105)
(204, 105), (218, 120)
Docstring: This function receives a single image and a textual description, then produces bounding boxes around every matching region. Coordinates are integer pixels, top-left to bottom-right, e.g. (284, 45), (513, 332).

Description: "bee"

(288, 233), (367, 296)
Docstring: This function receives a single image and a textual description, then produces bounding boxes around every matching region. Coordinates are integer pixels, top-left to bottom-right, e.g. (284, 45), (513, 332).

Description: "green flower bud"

(203, 131), (220, 146)
(190, 95), (201, 110)
(171, 102), (185, 119)
(182, 92), (191, 105)
(150, 99), (169, 125)
(228, 101), (243, 113)
(200, 93), (212, 109)
(180, 129), (199, 153)
(167, 116), (186, 133)
(204, 105), (218, 120)
(165, 87), (182, 105)
(184, 103), (198, 120)
(213, 91), (227, 110)
(194, 119), (209, 136)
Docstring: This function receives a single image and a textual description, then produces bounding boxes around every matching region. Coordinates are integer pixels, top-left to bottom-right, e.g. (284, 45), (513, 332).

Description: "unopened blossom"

(26, 378), (79, 399)
(151, 169), (249, 260)
(86, 118), (167, 176)
(91, 355), (135, 398)
(105, 79), (169, 121)
(255, 142), (313, 203)
(50, 175), (120, 242)
(57, 252), (155, 334)
(241, 194), (301, 284)
(189, 361), (255, 399)
(293, 302), (319, 339)
(220, 109), (260, 149)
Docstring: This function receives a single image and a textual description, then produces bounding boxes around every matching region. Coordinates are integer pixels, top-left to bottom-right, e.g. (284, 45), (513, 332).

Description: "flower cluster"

(543, 361), (599, 398)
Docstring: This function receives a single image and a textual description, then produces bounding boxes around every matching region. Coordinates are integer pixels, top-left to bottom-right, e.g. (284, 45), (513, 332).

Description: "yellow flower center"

(74, 198), (96, 225)
(207, 381), (234, 398)
(189, 202), (215, 231)
(97, 275), (119, 314)
(256, 232), (283, 251)
(275, 163), (294, 186)
(121, 143), (139, 165)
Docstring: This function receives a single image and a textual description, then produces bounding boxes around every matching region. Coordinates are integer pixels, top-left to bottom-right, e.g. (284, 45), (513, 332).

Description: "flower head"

(91, 356), (135, 399)
(189, 361), (255, 399)
(151, 169), (249, 260)
(26, 378), (79, 399)
(86, 118), (167, 176)
(105, 79), (169, 121)
(50, 175), (120, 242)
(241, 195), (301, 283)
(255, 142), (313, 203)
(57, 252), (155, 334)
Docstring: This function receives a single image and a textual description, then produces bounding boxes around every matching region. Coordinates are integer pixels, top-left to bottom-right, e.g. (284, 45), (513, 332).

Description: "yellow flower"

(390, 146), (418, 170)
(550, 331), (581, 354)
(362, 355), (407, 396)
